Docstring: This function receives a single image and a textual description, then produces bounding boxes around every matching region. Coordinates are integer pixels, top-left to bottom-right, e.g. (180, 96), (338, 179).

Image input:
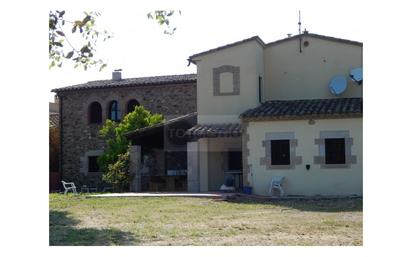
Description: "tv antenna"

(298, 10), (302, 53)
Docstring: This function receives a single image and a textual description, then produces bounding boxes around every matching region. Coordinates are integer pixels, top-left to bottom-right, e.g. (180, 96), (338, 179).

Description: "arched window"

(89, 102), (102, 124)
(126, 99), (140, 114)
(108, 100), (120, 121)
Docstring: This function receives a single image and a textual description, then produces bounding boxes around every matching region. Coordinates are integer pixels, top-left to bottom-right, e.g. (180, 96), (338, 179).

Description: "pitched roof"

(265, 33), (363, 47)
(240, 97), (362, 121)
(125, 112), (197, 139)
(186, 123), (242, 138)
(189, 36), (265, 60)
(51, 74), (196, 93)
(188, 33), (362, 62)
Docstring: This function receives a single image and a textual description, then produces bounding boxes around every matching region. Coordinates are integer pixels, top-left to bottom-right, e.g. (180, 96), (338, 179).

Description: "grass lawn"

(49, 194), (362, 246)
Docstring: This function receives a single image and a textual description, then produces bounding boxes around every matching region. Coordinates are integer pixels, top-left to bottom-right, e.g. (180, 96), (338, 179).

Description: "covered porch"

(126, 113), (197, 192)
(186, 123), (247, 192)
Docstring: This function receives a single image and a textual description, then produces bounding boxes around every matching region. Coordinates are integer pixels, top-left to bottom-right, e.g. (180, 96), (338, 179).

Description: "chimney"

(287, 33), (292, 38)
(112, 69), (122, 81)
(303, 28), (309, 34)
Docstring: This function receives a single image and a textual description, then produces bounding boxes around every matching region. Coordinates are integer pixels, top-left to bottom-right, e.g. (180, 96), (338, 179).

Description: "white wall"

(263, 36), (362, 100)
(194, 35), (362, 125)
(246, 118), (362, 196)
(194, 40), (263, 124)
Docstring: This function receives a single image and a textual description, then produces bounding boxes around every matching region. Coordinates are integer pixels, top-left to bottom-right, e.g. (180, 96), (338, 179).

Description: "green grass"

(49, 194), (362, 246)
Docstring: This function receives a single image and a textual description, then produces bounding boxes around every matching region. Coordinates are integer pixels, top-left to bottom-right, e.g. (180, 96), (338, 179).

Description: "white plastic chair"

(268, 176), (285, 196)
(61, 181), (78, 194)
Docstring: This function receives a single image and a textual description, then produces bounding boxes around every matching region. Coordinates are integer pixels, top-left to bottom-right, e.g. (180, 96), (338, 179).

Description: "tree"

(104, 151), (130, 192)
(147, 10), (181, 35)
(49, 10), (180, 70)
(98, 105), (164, 191)
(49, 11), (111, 71)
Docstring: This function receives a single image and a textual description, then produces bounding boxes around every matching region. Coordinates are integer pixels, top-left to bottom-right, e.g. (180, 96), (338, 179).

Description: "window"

(89, 102), (102, 124)
(270, 140), (290, 165)
(213, 65), (240, 96)
(88, 156), (100, 173)
(228, 151), (242, 170)
(325, 138), (346, 164)
(261, 132), (302, 169)
(126, 99), (140, 114)
(314, 130), (357, 168)
(108, 100), (120, 121)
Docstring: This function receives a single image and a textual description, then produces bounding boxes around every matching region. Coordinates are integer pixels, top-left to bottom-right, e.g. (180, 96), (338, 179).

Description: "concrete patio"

(87, 192), (236, 199)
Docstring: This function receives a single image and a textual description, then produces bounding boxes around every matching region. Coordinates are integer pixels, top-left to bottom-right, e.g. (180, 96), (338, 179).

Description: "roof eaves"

(51, 74), (197, 93)
(265, 33), (362, 47)
(188, 36), (265, 62)
(125, 112), (197, 139)
(241, 113), (363, 122)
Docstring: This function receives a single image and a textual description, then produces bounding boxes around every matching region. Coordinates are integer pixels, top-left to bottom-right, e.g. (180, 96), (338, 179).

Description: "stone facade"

(56, 82), (197, 185)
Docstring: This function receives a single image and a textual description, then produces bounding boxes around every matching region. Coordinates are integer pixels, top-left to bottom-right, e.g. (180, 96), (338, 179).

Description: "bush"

(103, 152), (130, 192)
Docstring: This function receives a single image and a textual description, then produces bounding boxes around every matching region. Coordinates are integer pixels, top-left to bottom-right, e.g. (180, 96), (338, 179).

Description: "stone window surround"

(80, 149), (104, 175)
(125, 98), (140, 114)
(88, 101), (103, 124)
(260, 132), (302, 169)
(314, 130), (357, 168)
(213, 65), (240, 96)
(107, 99), (121, 121)
(85, 97), (136, 125)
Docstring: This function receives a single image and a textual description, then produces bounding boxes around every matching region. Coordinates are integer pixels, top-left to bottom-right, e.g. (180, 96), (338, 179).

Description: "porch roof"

(186, 123), (242, 138)
(240, 97), (362, 121)
(125, 113), (197, 145)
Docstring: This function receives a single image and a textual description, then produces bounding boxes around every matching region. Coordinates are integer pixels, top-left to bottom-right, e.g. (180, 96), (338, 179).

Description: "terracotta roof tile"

(240, 97), (362, 121)
(52, 74), (196, 93)
(186, 123), (242, 138)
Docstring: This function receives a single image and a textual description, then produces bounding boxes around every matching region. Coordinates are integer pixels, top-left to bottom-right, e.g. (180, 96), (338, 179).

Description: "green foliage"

(147, 10), (181, 35)
(98, 105), (164, 190)
(103, 152), (130, 192)
(49, 10), (180, 70)
(49, 10), (112, 70)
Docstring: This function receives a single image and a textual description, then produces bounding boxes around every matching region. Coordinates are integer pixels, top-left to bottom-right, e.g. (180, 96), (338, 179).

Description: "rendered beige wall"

(264, 36), (362, 100)
(246, 118), (362, 196)
(194, 40), (263, 124)
(194, 36), (362, 124)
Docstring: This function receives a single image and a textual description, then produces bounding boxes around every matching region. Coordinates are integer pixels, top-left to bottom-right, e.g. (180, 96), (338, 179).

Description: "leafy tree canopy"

(49, 11), (111, 71)
(49, 10), (180, 71)
(98, 105), (164, 189)
(147, 10), (181, 35)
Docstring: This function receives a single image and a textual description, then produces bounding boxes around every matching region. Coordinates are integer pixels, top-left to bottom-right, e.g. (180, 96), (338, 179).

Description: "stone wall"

(57, 82), (196, 184)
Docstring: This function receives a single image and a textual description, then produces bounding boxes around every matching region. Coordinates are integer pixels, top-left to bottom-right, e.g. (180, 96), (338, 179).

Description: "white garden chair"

(61, 181), (78, 194)
(268, 176), (285, 196)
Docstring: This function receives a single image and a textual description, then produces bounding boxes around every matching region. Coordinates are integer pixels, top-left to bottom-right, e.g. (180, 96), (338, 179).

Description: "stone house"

(53, 32), (363, 196)
(180, 32), (363, 196)
(52, 73), (196, 189)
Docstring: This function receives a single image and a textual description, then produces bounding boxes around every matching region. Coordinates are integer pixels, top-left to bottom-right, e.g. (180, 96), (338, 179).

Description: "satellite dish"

(329, 75), (347, 96)
(349, 67), (363, 85)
